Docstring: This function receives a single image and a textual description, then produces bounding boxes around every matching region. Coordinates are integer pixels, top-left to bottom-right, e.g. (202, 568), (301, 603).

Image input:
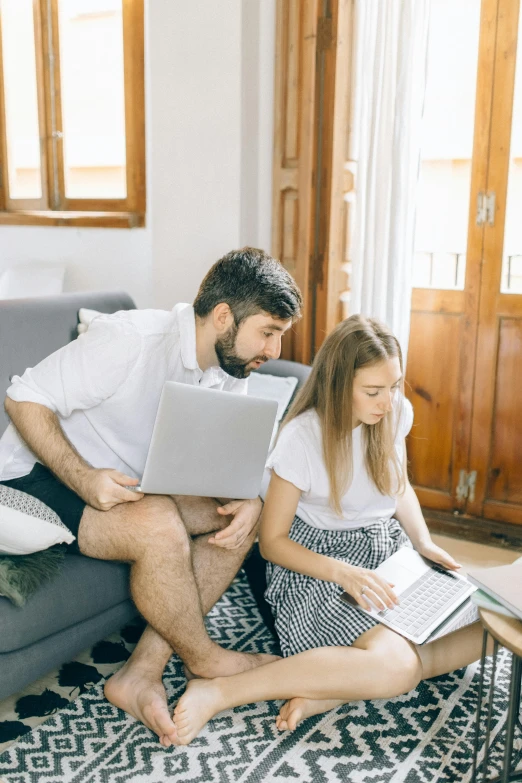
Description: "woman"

(170, 315), (486, 745)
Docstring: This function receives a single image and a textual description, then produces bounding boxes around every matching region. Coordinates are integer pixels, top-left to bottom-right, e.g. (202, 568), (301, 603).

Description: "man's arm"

(4, 398), (143, 511)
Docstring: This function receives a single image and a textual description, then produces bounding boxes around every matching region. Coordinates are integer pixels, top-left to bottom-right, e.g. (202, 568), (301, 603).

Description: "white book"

(467, 560), (522, 621)
(471, 589), (517, 619)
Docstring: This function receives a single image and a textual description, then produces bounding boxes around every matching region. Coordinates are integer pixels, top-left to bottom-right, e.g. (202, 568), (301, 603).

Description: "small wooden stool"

(472, 608), (522, 782)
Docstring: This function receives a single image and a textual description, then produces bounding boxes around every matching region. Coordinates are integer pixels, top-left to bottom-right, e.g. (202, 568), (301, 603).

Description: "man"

(0, 247), (302, 747)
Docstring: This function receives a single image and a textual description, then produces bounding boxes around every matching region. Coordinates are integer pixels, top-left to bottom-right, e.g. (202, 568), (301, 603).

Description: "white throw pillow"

(77, 307), (103, 335)
(0, 486), (75, 555)
(247, 373), (300, 501)
(247, 372), (299, 450)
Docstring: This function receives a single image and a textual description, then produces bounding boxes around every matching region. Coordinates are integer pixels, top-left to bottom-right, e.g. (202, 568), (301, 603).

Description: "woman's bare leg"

(279, 620), (489, 731)
(172, 620), (492, 743)
(416, 620), (493, 677)
(171, 626), (421, 744)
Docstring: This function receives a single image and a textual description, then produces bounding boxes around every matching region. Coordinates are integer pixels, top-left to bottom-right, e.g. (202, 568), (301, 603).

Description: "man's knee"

(79, 494), (189, 560)
(136, 495), (190, 547)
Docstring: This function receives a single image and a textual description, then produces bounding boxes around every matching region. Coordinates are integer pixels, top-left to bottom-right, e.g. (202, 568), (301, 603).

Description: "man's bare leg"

(79, 495), (276, 744)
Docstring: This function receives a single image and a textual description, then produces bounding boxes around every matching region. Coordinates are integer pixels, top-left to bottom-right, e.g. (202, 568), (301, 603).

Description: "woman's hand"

(338, 564), (399, 612)
(416, 539), (461, 571)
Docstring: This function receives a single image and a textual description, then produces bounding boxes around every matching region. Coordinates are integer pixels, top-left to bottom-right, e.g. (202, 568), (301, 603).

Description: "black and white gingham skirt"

(264, 516), (411, 657)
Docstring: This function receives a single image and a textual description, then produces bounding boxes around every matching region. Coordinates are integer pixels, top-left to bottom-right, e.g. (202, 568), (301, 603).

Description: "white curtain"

(349, 0), (430, 360)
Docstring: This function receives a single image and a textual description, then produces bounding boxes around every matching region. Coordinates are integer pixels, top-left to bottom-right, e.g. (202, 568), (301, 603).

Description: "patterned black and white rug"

(0, 572), (520, 783)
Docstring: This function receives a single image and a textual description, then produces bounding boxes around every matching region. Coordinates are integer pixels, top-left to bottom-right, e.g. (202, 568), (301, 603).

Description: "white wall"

(241, 0), (276, 253)
(149, 0), (243, 309)
(0, 0), (276, 310)
(0, 226), (153, 306)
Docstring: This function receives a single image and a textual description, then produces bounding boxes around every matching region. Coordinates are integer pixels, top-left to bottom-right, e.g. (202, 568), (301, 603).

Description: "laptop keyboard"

(377, 567), (470, 638)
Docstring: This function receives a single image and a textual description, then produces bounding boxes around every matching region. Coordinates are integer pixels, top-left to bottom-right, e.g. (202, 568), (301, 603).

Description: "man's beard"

(214, 324), (268, 379)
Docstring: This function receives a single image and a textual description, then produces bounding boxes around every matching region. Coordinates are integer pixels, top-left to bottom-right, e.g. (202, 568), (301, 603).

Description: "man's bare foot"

(171, 679), (225, 745)
(275, 697), (346, 731)
(188, 650), (279, 678)
(104, 665), (176, 747)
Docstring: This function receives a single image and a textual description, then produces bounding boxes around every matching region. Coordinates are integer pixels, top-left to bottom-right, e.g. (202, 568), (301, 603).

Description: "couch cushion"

(0, 554), (131, 653)
(0, 290), (136, 436)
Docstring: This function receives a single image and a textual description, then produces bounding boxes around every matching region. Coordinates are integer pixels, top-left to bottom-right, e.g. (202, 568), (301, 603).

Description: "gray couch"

(0, 291), (311, 702)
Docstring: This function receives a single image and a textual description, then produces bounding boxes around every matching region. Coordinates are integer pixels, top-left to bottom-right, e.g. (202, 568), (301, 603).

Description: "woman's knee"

(370, 636), (422, 697)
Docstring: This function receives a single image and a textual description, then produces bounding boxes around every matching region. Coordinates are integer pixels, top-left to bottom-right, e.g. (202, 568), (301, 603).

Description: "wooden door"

(272, 0), (522, 531)
(406, 0), (496, 513)
(407, 0), (522, 528)
(467, 0), (522, 525)
(272, 0), (355, 363)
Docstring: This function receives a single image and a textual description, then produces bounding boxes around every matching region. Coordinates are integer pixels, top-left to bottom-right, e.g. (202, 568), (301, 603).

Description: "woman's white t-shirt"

(265, 394), (414, 531)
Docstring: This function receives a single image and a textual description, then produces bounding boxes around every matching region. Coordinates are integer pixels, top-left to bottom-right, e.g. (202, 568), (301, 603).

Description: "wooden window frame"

(0, 0), (145, 228)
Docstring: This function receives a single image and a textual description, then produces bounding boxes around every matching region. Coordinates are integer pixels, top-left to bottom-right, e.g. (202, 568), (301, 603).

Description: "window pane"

(0, 0), (42, 199)
(58, 0), (126, 199)
(414, 0), (481, 290)
(501, 6), (522, 294)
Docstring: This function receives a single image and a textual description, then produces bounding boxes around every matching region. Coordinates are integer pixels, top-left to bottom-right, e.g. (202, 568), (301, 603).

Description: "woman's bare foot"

(104, 665), (176, 747)
(275, 697), (346, 731)
(171, 679), (226, 745)
(189, 650), (280, 678)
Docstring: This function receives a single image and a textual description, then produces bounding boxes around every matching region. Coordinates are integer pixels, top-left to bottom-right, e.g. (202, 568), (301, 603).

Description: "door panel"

(272, 0), (356, 363)
(272, 0), (318, 363)
(488, 318), (522, 505)
(313, 0), (354, 354)
(407, 312), (463, 509)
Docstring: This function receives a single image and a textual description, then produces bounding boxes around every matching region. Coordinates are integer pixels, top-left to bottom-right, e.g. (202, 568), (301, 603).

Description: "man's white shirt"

(0, 304), (247, 481)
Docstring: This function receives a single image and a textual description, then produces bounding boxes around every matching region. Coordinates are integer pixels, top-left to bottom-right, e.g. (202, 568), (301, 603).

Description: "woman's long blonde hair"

(282, 314), (406, 514)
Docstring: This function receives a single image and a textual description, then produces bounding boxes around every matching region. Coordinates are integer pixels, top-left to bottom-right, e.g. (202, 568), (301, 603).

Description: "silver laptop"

(130, 381), (278, 498)
(341, 547), (476, 644)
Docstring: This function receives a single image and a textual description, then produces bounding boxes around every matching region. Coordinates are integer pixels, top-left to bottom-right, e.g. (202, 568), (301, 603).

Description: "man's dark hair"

(193, 247), (302, 324)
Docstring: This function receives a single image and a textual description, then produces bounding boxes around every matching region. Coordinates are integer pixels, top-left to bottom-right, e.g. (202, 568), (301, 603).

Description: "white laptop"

(341, 547), (476, 644)
(129, 381), (278, 498)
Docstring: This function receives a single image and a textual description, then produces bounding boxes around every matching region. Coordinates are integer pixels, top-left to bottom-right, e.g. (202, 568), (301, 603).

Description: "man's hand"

(209, 497), (263, 550)
(77, 469), (144, 511)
